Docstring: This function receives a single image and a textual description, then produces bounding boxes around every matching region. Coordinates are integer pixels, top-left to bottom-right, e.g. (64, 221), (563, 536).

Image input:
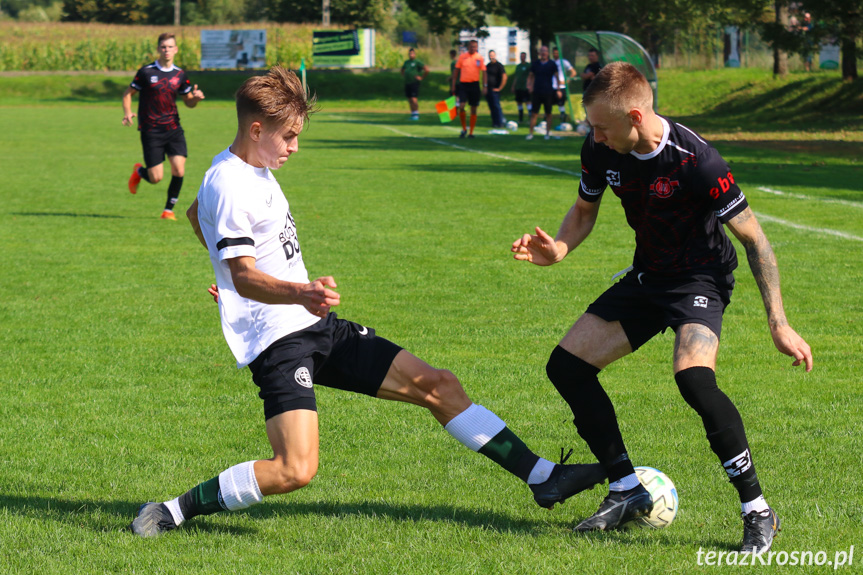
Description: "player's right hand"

(511, 226), (563, 266)
(301, 276), (340, 318)
(207, 284), (219, 303)
(122, 112), (136, 127)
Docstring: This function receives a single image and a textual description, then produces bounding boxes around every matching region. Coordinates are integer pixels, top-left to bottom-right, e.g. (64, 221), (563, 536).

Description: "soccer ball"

(576, 122), (591, 136)
(627, 466), (678, 529)
(557, 122), (573, 132)
(506, 120), (519, 131)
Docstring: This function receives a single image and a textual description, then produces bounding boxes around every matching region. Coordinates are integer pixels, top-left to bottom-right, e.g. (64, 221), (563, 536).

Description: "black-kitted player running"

(122, 32), (204, 220)
(512, 62), (812, 555)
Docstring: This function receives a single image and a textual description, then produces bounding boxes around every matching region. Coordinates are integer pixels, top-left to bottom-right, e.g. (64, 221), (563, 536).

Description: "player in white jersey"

(551, 46), (576, 124)
(130, 66), (605, 537)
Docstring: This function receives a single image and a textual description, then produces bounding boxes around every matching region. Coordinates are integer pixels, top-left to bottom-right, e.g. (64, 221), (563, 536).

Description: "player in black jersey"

(122, 33), (205, 220)
(512, 62), (812, 555)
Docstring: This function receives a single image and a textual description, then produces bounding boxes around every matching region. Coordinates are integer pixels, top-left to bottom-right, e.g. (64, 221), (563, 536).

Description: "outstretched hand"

(300, 276), (341, 318)
(511, 226), (563, 266)
(190, 84), (205, 101)
(770, 324), (813, 372)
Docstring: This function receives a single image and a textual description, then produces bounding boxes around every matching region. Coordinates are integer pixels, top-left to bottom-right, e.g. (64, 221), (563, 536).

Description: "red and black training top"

(579, 116), (748, 278)
(130, 62), (192, 132)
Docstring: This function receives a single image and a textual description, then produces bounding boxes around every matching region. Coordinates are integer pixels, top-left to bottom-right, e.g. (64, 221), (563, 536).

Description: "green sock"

(478, 427), (540, 482)
(178, 476), (223, 520)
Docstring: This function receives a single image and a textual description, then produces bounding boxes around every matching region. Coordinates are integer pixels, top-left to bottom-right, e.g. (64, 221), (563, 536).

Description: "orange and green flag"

(436, 96), (457, 123)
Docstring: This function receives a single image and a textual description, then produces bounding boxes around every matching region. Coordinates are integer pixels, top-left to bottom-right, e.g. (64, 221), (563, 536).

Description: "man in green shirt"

(401, 48), (429, 121)
(511, 52), (531, 123)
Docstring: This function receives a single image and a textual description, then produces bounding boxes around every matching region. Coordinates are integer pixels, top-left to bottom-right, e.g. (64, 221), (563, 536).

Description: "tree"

(265, 0), (391, 27)
(807, 0), (862, 80)
(62, 0), (148, 22)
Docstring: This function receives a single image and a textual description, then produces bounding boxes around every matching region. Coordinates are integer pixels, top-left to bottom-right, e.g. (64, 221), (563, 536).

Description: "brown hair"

(582, 61), (652, 114)
(235, 66), (317, 130)
(157, 33), (176, 45)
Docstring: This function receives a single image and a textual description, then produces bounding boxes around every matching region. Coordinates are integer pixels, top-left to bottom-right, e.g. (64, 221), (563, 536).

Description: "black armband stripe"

(216, 237), (255, 251)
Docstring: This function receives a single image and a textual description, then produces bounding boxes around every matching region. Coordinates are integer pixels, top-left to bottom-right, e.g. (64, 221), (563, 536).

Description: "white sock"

(218, 461), (263, 511)
(526, 459), (555, 485)
(444, 403), (506, 452)
(742, 495), (769, 514)
(163, 497), (184, 526)
(609, 473), (641, 492)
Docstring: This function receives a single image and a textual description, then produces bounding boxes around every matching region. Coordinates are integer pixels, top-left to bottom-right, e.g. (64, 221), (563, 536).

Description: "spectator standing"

(401, 48), (429, 121)
(526, 46), (559, 141)
(552, 46), (576, 124)
(511, 52), (532, 123)
(485, 50), (508, 128)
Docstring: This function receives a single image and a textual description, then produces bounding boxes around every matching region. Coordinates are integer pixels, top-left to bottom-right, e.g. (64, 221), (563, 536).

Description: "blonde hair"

(582, 61), (652, 115)
(235, 66), (318, 130)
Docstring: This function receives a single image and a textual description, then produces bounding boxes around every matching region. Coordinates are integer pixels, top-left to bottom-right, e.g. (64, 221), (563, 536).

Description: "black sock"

(675, 366), (763, 502)
(138, 166), (151, 183)
(546, 345), (634, 482)
(165, 176), (183, 211)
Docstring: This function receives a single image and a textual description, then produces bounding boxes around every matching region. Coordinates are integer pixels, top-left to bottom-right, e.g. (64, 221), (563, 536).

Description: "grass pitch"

(0, 74), (861, 574)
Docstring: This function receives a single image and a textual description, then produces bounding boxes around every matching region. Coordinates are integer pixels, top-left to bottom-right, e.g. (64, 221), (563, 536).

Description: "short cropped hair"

(157, 33), (176, 45)
(235, 66), (317, 130)
(582, 61), (652, 114)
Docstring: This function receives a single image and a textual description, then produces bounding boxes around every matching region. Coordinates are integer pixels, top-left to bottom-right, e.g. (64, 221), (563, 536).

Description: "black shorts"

(140, 128), (187, 168)
(531, 91), (555, 115)
(404, 82), (420, 99)
(247, 313), (402, 421)
(515, 89), (530, 104)
(458, 82), (481, 107)
(585, 270), (735, 351)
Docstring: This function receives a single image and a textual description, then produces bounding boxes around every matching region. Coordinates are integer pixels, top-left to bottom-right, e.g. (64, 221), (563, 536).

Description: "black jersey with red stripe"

(130, 62), (192, 132)
(579, 116), (748, 278)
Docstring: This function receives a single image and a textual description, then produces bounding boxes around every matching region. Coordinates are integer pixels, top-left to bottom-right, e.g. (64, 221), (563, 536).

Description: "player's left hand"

(207, 284), (219, 303)
(191, 84), (205, 101)
(770, 324), (813, 372)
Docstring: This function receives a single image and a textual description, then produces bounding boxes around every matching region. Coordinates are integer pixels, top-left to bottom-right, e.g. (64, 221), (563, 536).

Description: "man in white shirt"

(130, 66), (605, 537)
(552, 46), (576, 124)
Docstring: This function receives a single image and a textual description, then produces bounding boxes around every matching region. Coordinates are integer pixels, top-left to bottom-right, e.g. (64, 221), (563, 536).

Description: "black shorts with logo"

(247, 313), (403, 421)
(458, 82), (482, 107)
(140, 127), (187, 168)
(404, 82), (420, 99)
(585, 270), (735, 351)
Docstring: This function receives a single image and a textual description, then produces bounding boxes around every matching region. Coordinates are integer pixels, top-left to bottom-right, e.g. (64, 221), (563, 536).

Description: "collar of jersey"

(152, 60), (177, 73)
(630, 116), (669, 161)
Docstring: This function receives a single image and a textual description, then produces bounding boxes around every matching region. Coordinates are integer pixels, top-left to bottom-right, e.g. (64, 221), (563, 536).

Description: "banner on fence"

(201, 30), (266, 69)
(312, 29), (376, 68)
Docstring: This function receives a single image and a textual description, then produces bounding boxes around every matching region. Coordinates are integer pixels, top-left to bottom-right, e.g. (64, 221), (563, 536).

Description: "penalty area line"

(753, 212), (863, 242)
(328, 116), (580, 177)
(756, 187), (863, 209)
(327, 116), (860, 242)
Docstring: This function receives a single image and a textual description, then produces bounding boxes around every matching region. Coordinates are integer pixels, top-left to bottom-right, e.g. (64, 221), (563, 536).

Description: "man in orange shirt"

(452, 40), (486, 138)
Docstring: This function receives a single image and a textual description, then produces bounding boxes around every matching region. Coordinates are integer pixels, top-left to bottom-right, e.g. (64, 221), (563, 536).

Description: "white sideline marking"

(757, 187), (863, 209)
(328, 115), (861, 242)
(754, 212), (863, 242)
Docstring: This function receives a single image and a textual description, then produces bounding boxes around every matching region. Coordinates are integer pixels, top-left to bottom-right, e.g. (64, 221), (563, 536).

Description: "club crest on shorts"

(693, 295), (709, 308)
(294, 367), (313, 388)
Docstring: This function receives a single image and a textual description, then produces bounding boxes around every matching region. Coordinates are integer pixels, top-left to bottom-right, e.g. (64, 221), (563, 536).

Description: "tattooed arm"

(726, 207), (813, 371)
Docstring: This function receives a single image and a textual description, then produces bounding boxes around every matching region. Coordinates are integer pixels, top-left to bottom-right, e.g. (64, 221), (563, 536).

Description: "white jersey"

(552, 58), (574, 90)
(196, 148), (320, 367)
